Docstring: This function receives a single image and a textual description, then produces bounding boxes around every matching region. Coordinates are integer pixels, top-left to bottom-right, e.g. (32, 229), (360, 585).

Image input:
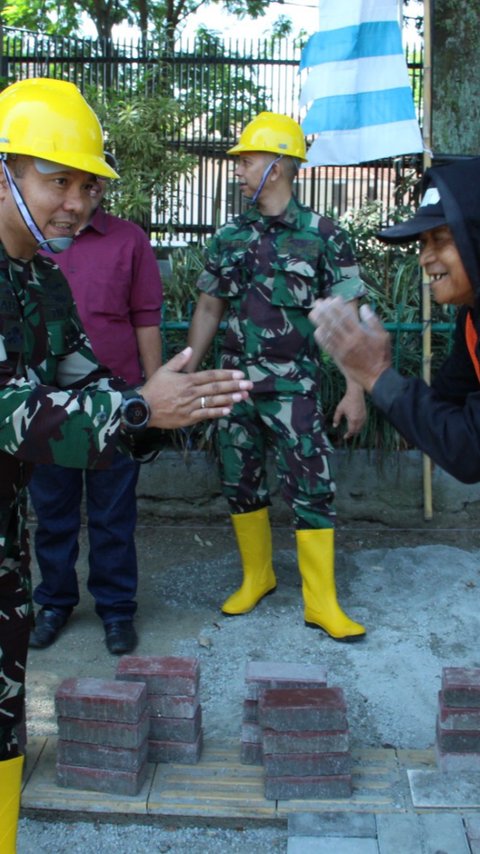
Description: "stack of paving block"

(241, 661), (328, 765)
(436, 666), (480, 772)
(116, 655), (203, 764)
(55, 677), (149, 795)
(259, 684), (353, 800)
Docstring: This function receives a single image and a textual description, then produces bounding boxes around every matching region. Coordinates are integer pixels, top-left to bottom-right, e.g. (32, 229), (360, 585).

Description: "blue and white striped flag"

(299, 0), (424, 166)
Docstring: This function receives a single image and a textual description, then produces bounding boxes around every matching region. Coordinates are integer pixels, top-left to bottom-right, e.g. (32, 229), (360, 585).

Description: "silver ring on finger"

(200, 396), (206, 409)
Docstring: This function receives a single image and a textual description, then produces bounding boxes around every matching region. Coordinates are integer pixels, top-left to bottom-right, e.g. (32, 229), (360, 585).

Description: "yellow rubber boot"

(221, 507), (277, 615)
(296, 528), (366, 642)
(0, 754), (24, 853)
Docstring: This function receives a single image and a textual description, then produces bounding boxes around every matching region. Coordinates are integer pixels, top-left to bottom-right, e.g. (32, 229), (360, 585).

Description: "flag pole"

(421, 0), (433, 520)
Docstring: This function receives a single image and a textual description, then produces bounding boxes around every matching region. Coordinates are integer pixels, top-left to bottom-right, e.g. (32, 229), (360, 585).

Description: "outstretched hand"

(309, 298), (392, 393)
(140, 347), (253, 429)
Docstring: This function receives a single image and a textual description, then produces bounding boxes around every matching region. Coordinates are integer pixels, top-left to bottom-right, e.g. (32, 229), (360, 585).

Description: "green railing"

(160, 314), (457, 372)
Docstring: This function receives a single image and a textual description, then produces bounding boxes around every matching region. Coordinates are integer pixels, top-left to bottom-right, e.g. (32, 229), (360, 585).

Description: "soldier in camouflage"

(187, 113), (367, 646)
(0, 78), (252, 852)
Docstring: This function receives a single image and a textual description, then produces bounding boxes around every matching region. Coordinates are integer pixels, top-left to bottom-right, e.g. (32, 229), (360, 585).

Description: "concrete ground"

(19, 507), (480, 852)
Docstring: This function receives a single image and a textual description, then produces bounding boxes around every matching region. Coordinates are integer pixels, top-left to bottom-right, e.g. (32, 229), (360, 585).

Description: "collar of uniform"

(243, 195), (300, 229)
(81, 205), (108, 236)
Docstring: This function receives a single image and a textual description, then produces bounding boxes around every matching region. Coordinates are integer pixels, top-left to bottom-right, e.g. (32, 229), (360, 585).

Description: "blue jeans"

(28, 451), (140, 624)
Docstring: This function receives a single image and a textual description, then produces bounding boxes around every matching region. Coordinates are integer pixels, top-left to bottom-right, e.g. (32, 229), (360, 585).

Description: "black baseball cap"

(377, 185), (447, 244)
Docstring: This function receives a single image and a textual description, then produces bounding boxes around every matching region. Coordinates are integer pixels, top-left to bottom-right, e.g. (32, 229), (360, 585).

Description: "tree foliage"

(86, 86), (197, 229)
(2, 0), (81, 34)
(2, 0), (288, 41)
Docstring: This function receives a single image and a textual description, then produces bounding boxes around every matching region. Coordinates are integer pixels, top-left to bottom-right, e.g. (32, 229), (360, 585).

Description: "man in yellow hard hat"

(0, 77), (252, 852)
(187, 112), (367, 644)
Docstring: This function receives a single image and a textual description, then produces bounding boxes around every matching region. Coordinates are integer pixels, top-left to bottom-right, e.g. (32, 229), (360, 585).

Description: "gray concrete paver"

(408, 769), (480, 808)
(420, 813), (471, 854)
(288, 839), (379, 854)
(375, 814), (421, 853)
(288, 812), (377, 837)
(376, 813), (470, 854)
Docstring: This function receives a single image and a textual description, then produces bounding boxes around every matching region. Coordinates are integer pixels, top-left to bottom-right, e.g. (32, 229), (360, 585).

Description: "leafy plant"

(86, 86), (197, 231)
(162, 243), (206, 321)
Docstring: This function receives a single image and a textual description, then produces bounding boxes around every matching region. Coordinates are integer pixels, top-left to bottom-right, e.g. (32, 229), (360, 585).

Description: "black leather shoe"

(104, 621), (138, 655)
(29, 607), (71, 649)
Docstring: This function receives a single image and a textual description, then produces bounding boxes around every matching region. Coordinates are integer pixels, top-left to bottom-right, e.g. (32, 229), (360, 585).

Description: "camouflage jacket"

(0, 245), (133, 563)
(197, 196), (366, 394)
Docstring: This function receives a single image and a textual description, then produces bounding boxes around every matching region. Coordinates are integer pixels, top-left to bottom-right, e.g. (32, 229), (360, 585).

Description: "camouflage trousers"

(215, 392), (336, 529)
(0, 499), (32, 760)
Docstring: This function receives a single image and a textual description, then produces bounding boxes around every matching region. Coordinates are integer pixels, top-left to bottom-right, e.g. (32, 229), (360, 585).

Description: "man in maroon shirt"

(28, 178), (163, 655)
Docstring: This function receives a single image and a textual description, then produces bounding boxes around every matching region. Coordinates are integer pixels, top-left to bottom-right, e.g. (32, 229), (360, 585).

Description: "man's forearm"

(136, 325), (162, 379)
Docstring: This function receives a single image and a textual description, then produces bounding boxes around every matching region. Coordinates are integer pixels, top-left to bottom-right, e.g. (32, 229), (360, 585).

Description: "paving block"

(288, 812), (377, 838)
(436, 716), (480, 752)
(148, 729), (203, 764)
(148, 693), (199, 719)
(376, 813), (421, 853)
(116, 656), (199, 696)
(438, 692), (480, 730)
(420, 812), (470, 853)
(242, 699), (258, 723)
(263, 727), (349, 755)
(241, 721), (262, 744)
(265, 773), (352, 800)
(264, 751), (352, 778)
(55, 678), (147, 724)
(149, 705), (202, 741)
(240, 741), (263, 765)
(442, 668), (480, 708)
(57, 711), (149, 749)
(408, 768), (480, 808)
(57, 737), (148, 772)
(464, 814), (480, 850)
(435, 743), (480, 772)
(288, 839), (378, 854)
(56, 759), (148, 796)
(245, 661), (328, 700)
(376, 812), (470, 854)
(259, 687), (347, 733)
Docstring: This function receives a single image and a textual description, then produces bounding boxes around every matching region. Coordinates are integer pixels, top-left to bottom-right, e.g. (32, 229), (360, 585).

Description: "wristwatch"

(120, 390), (151, 433)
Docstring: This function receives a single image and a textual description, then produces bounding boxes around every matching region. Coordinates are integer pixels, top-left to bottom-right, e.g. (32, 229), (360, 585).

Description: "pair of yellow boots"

(0, 754), (23, 852)
(222, 507), (365, 641)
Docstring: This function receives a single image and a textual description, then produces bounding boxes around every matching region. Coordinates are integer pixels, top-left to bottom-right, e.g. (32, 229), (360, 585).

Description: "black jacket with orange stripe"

(371, 158), (480, 484)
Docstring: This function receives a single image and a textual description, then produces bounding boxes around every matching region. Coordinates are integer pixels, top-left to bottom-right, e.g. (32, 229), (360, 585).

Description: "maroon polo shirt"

(42, 207), (163, 386)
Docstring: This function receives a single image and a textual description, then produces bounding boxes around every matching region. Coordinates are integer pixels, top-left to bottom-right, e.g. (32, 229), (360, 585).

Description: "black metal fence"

(0, 25), (424, 244)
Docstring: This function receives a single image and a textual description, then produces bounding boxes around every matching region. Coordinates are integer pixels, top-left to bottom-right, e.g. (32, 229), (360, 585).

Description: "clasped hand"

(309, 297), (392, 394)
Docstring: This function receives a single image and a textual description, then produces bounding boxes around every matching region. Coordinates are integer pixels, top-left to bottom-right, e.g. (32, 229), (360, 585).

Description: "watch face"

(123, 396), (149, 430)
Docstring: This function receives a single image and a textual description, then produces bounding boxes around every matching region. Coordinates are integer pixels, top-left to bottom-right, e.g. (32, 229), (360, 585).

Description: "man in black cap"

(308, 157), (480, 484)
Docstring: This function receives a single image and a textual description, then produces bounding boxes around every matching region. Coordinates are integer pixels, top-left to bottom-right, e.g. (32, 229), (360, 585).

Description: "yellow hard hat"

(0, 78), (118, 179)
(227, 112), (307, 162)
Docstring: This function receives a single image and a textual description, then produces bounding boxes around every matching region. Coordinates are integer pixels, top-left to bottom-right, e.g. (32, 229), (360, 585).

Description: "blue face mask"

(2, 159), (73, 254)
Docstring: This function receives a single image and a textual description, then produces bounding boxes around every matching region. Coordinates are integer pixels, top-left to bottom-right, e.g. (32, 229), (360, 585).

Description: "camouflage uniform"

(0, 246), (140, 759)
(197, 196), (366, 529)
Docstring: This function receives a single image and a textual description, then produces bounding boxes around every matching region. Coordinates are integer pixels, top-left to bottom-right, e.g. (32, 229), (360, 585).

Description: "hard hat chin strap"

(1, 160), (73, 253)
(247, 155), (283, 205)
